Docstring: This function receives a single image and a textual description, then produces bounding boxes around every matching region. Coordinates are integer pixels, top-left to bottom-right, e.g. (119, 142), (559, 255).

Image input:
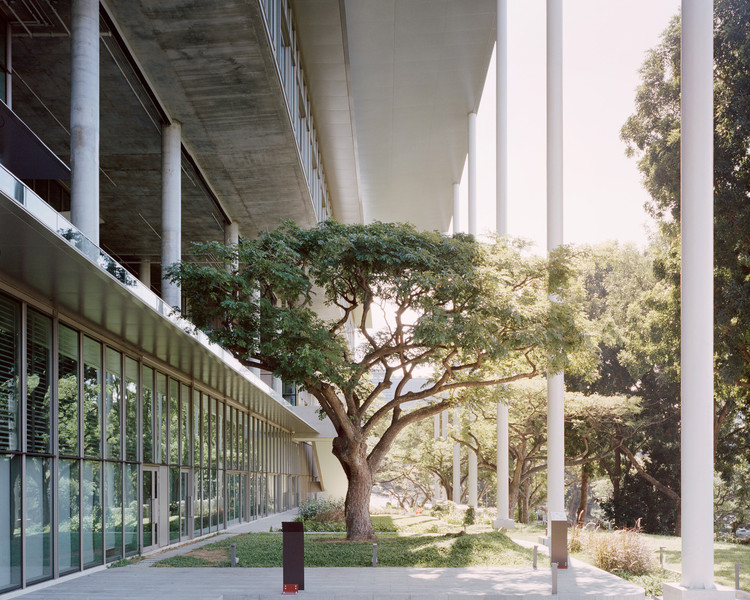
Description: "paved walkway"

(6, 513), (646, 600)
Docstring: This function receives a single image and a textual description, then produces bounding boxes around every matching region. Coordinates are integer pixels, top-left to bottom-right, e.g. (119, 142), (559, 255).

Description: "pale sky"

(456, 0), (681, 250)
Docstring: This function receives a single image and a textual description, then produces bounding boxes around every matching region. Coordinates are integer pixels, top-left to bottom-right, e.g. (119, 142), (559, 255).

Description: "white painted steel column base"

(663, 584), (735, 600)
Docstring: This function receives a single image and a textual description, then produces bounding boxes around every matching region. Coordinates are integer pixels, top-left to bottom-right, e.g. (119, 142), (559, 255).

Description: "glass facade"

(0, 291), (307, 593)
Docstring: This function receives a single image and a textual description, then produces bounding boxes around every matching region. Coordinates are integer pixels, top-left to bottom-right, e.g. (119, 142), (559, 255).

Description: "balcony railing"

(259, 0), (331, 224)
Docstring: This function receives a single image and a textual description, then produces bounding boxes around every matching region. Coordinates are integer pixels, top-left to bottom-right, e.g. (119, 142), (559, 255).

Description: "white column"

(70, 0), (100, 245)
(493, 0), (514, 532)
(664, 3), (728, 600)
(433, 415), (441, 500)
(452, 408), (461, 504)
(161, 120), (182, 309)
(452, 182), (461, 235)
(225, 221), (239, 273)
(468, 112), (478, 237)
(546, 0), (565, 527)
(468, 449), (478, 508)
(139, 258), (151, 289)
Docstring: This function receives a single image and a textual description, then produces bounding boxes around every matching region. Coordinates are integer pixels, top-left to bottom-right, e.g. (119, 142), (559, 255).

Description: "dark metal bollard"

(660, 546), (665, 568)
(282, 522), (304, 591)
(551, 562), (558, 595)
(736, 563), (743, 590)
(533, 545), (538, 569)
(372, 543), (378, 567)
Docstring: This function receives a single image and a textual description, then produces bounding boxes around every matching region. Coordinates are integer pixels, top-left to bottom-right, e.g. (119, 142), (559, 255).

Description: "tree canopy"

(170, 220), (588, 539)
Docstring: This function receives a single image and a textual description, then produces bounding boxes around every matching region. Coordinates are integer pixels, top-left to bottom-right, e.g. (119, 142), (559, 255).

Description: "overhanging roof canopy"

(295, 0), (496, 232)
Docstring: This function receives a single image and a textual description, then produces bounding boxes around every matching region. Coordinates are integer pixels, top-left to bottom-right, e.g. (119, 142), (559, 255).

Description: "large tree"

(170, 220), (586, 540)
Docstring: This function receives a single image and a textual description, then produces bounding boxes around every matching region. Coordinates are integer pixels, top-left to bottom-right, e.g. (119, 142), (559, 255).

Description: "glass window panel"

(142, 469), (153, 548)
(156, 373), (167, 464)
(25, 457), (52, 583)
(217, 402), (223, 470)
(193, 469), (201, 536)
(105, 348), (122, 460)
(180, 471), (188, 539)
(169, 467), (179, 542)
(58, 325), (79, 456)
(226, 408), (233, 471)
(202, 468), (210, 534)
(203, 397), (210, 469)
(142, 367), (154, 463)
(169, 379), (178, 465)
(210, 398), (217, 468)
(0, 455), (21, 592)
(26, 310), (52, 454)
(217, 469), (224, 528)
(104, 462), (122, 562)
(181, 384), (190, 466)
(58, 459), (80, 575)
(193, 391), (200, 468)
(83, 338), (102, 458)
(125, 358), (138, 462)
(82, 460), (102, 568)
(124, 463), (138, 556)
(0, 295), (20, 452)
(210, 469), (218, 531)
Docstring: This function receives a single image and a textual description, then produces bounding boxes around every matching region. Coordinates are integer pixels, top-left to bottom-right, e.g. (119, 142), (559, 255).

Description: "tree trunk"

(576, 467), (589, 525)
(332, 434), (377, 541)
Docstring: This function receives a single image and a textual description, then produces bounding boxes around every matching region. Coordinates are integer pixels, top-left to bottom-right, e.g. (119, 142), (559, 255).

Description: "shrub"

(568, 525), (585, 553)
(464, 507), (476, 526)
(297, 497), (345, 522)
(585, 529), (657, 575)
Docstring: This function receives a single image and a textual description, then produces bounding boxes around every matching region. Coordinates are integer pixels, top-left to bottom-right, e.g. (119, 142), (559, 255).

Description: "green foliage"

(463, 507), (476, 526)
(296, 497), (345, 522)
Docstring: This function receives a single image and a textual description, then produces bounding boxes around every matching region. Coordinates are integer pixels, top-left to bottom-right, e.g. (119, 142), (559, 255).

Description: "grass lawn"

(156, 516), (534, 569)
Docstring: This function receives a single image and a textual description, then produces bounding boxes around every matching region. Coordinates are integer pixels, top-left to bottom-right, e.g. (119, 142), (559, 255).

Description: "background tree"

(170, 220), (587, 540)
(620, 0), (750, 530)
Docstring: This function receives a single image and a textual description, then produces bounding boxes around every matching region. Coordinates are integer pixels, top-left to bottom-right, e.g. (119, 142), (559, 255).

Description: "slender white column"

(161, 120), (182, 309)
(546, 0), (565, 526)
(452, 408), (461, 503)
(679, 0), (716, 591)
(468, 448), (478, 508)
(225, 221), (239, 247)
(495, 402), (512, 523)
(468, 112), (478, 237)
(70, 0), (100, 245)
(493, 0), (514, 531)
(433, 415), (441, 500)
(139, 258), (151, 289)
(453, 182), (461, 235)
(441, 410), (449, 439)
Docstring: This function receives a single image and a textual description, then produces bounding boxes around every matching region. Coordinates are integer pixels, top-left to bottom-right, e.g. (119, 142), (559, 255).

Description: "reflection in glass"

(27, 311), (52, 454)
(142, 367), (154, 463)
(0, 455), (21, 592)
(124, 464), (138, 556)
(169, 467), (179, 542)
(0, 295), (20, 452)
(104, 462), (122, 562)
(218, 469), (224, 528)
(210, 469), (218, 531)
(193, 469), (201, 535)
(105, 348), (122, 460)
(82, 460), (102, 567)
(142, 469), (154, 548)
(203, 397), (211, 470)
(169, 380), (178, 464)
(125, 358), (138, 462)
(202, 468), (211, 534)
(193, 391), (201, 468)
(58, 325), (79, 456)
(83, 338), (102, 458)
(58, 459), (80, 575)
(217, 401), (223, 470)
(181, 384), (190, 466)
(25, 457), (52, 584)
(226, 408), (233, 471)
(156, 373), (167, 464)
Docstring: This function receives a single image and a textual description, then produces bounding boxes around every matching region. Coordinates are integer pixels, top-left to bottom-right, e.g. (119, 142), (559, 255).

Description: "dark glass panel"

(124, 464), (138, 556)
(124, 358), (138, 462)
(83, 338), (102, 458)
(0, 455), (21, 592)
(105, 348), (122, 460)
(82, 460), (103, 567)
(26, 310), (52, 454)
(58, 325), (79, 456)
(0, 295), (20, 452)
(104, 462), (122, 562)
(58, 459), (80, 575)
(142, 367), (154, 463)
(25, 457), (52, 583)
(155, 373), (167, 464)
